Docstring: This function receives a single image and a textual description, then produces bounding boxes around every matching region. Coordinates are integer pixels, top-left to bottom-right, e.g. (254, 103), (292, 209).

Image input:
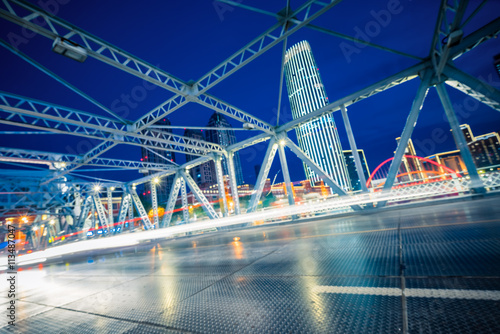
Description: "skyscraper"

(140, 118), (176, 205)
(184, 128), (216, 187)
(205, 112), (244, 185)
(343, 149), (370, 192)
(284, 40), (350, 190)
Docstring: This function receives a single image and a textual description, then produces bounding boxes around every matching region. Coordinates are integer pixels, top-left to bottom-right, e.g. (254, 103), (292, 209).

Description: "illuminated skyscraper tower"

(284, 40), (350, 190)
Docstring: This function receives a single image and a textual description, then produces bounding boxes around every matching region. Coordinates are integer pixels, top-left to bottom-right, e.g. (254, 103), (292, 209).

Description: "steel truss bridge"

(1, 0), (500, 247)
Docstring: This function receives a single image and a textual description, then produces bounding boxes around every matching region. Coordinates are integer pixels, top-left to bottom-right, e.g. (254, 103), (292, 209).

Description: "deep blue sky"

(1, 0), (499, 185)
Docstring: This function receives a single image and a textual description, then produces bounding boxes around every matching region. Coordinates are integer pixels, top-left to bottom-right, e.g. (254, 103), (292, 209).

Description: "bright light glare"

(3, 185), (464, 269)
(18, 258), (47, 266)
(153, 178), (160, 184)
(279, 139), (286, 146)
(49, 220), (55, 225)
(93, 185), (100, 192)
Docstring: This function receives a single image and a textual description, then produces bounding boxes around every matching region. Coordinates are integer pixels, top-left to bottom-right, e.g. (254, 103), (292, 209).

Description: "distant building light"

(52, 37), (87, 62)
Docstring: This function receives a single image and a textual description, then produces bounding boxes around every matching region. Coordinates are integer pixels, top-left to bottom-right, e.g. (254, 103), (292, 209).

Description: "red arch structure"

(366, 155), (461, 188)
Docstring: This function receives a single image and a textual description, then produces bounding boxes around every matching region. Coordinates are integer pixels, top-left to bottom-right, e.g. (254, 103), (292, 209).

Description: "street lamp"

(52, 37), (88, 62)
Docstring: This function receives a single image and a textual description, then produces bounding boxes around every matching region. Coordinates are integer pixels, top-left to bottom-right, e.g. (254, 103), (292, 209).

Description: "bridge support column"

(247, 137), (278, 213)
(277, 136), (295, 207)
(340, 105), (368, 192)
(150, 180), (159, 228)
(378, 71), (432, 207)
(161, 174), (181, 227)
(436, 83), (485, 193)
(214, 154), (228, 217)
(227, 151), (241, 215)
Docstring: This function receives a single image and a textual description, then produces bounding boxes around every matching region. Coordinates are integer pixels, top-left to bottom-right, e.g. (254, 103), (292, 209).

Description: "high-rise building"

(343, 149), (370, 192)
(457, 124), (500, 169)
(140, 118), (176, 205)
(284, 40), (350, 190)
(205, 112), (244, 185)
(184, 128), (216, 187)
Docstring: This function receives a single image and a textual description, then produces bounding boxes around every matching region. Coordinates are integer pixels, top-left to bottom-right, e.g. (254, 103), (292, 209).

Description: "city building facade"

(284, 40), (350, 190)
(205, 112), (244, 185)
(460, 124), (500, 169)
(343, 149), (370, 192)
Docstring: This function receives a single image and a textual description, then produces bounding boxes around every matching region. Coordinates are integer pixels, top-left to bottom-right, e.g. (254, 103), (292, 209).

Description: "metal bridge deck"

(2, 196), (500, 333)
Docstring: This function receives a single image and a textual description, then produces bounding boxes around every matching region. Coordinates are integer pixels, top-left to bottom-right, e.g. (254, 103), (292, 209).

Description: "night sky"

(1, 0), (499, 186)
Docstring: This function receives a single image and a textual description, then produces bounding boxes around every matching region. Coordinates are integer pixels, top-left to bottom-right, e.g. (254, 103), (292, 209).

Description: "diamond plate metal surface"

(145, 276), (403, 333)
(2, 197), (500, 333)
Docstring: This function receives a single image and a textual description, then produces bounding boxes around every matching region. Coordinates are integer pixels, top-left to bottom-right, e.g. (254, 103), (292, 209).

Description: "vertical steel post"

(227, 151), (241, 215)
(107, 187), (114, 228)
(247, 137), (278, 213)
(340, 104), (368, 192)
(180, 170), (218, 220)
(277, 138), (295, 206)
(161, 174), (181, 227)
(380, 72), (432, 201)
(214, 154), (228, 217)
(180, 177), (189, 223)
(150, 181), (159, 228)
(436, 83), (485, 193)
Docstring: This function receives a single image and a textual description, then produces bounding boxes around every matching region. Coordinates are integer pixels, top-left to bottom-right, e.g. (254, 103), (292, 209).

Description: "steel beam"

(276, 62), (427, 133)
(0, 38), (126, 122)
(283, 138), (349, 197)
(443, 65), (500, 112)
(213, 154), (228, 217)
(340, 105), (368, 192)
(450, 16), (500, 59)
(215, 0), (422, 61)
(379, 71), (433, 208)
(195, 0), (342, 95)
(226, 151), (241, 215)
(196, 94), (273, 133)
(117, 193), (131, 227)
(150, 181), (159, 228)
(277, 138), (295, 206)
(128, 186), (153, 229)
(92, 193), (109, 231)
(180, 177), (189, 223)
(435, 83), (485, 192)
(430, 0), (470, 77)
(107, 187), (114, 227)
(0, 0), (187, 95)
(0, 1), (274, 134)
(180, 170), (218, 220)
(77, 195), (92, 228)
(247, 137), (278, 213)
(0, 146), (177, 171)
(42, 141), (117, 185)
(0, 92), (222, 155)
(161, 174), (181, 227)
